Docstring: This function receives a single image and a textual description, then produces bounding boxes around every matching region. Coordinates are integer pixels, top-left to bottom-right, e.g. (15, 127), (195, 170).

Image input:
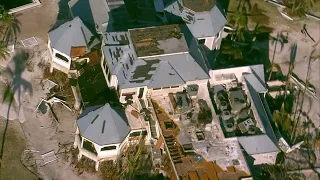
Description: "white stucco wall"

(51, 48), (72, 69)
(101, 53), (111, 87)
(98, 143), (121, 158)
(204, 36), (215, 50)
(209, 66), (252, 85)
(148, 86), (184, 97)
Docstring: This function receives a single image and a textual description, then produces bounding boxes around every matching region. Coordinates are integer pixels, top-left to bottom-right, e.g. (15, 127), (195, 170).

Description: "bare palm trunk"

(268, 37), (278, 81)
(290, 50), (313, 143)
(0, 86), (13, 169)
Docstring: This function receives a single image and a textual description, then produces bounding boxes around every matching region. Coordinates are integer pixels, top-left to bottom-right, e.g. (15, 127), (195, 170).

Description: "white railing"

(9, 0), (41, 14)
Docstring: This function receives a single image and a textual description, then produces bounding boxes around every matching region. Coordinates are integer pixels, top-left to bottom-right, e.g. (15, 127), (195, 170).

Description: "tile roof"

(70, 46), (86, 57)
(77, 103), (131, 145)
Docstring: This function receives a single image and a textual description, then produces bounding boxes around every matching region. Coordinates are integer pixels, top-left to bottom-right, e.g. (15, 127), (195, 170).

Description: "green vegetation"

(283, 0), (318, 18)
(77, 64), (121, 108)
(215, 0), (274, 69)
(0, 6), (20, 46)
(99, 138), (161, 180)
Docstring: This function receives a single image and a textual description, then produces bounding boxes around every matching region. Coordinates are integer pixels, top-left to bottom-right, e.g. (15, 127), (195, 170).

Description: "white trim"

(8, 0), (41, 14)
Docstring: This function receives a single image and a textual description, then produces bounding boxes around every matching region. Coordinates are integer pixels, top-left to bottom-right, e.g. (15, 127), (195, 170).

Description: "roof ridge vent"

(91, 115), (99, 124)
(102, 120), (106, 133)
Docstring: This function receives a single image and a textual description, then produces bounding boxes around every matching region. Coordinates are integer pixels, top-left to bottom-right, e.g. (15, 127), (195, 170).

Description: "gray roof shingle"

(186, 5), (226, 38)
(48, 17), (96, 57)
(69, 0), (110, 32)
(77, 103), (131, 145)
(148, 61), (185, 88)
(120, 53), (209, 89)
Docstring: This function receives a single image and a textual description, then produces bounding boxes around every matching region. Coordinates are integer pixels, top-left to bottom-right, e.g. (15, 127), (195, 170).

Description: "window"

(55, 53), (69, 63)
(198, 39), (205, 45)
(101, 145), (117, 151)
(83, 139), (97, 155)
(107, 71), (111, 81)
(171, 86), (179, 89)
(162, 87), (170, 89)
(153, 88), (161, 90)
(129, 130), (147, 137)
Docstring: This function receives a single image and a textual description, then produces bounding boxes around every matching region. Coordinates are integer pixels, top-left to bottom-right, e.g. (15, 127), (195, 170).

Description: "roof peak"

(77, 103), (130, 145)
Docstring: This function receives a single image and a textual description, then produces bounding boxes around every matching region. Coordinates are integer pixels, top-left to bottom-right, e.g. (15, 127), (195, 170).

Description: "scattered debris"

(41, 150), (57, 166)
(7, 44), (15, 53)
(35, 98), (48, 114)
(41, 79), (58, 93)
(21, 37), (38, 47)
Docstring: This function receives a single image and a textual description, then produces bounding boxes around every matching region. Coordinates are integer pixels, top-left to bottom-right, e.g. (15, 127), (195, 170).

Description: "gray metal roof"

(102, 44), (135, 75)
(250, 64), (266, 84)
(238, 134), (279, 155)
(120, 53), (209, 88)
(245, 78), (279, 147)
(48, 17), (96, 57)
(186, 5), (226, 38)
(77, 103), (131, 146)
(243, 73), (267, 93)
(148, 61), (185, 88)
(69, 0), (110, 32)
(103, 32), (130, 45)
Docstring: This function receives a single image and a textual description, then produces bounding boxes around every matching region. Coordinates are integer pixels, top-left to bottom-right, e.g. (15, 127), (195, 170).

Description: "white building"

(47, 17), (99, 74)
(164, 0), (227, 50)
(209, 65), (280, 165)
(74, 103), (150, 170)
(100, 24), (212, 111)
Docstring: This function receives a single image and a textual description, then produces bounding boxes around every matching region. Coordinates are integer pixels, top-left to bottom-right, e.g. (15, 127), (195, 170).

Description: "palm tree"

(0, 84), (15, 169)
(282, 43), (297, 107)
(267, 32), (288, 81)
(0, 5), (20, 45)
(0, 50), (33, 169)
(291, 49), (315, 143)
(0, 42), (9, 60)
(283, 0), (315, 18)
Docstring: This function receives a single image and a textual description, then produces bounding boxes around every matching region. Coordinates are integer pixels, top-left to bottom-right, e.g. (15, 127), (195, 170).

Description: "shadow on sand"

(0, 50), (33, 170)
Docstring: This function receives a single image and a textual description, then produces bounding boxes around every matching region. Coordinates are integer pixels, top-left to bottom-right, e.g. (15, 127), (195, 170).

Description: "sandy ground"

(0, 0), (99, 179)
(0, 42), (99, 180)
(15, 0), (59, 42)
(0, 116), (36, 180)
(0, 0), (317, 179)
(268, 20), (320, 128)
